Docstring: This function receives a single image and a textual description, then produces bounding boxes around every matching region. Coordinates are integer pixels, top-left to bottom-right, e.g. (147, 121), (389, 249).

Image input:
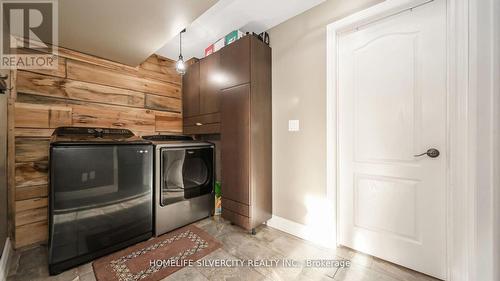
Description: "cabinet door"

(182, 62), (200, 117)
(220, 36), (250, 89)
(199, 52), (221, 115)
(220, 84), (250, 205)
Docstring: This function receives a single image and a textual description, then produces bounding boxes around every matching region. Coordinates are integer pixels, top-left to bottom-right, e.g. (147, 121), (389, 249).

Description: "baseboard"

(0, 238), (11, 281)
(267, 215), (335, 249)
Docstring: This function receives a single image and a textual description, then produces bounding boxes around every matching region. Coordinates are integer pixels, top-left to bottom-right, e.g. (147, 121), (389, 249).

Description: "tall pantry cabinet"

(182, 35), (272, 233)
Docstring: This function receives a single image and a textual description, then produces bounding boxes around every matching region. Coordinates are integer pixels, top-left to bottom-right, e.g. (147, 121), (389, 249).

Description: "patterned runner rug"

(93, 225), (222, 281)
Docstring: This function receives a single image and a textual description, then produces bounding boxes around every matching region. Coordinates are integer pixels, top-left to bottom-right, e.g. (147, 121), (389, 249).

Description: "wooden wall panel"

(15, 138), (49, 162)
(15, 103), (72, 129)
(15, 198), (48, 213)
(17, 71), (146, 108)
(155, 111), (182, 132)
(9, 50), (182, 248)
(16, 185), (48, 201)
(15, 128), (54, 137)
(15, 221), (48, 248)
(15, 207), (47, 227)
(15, 103), (50, 128)
(15, 162), (48, 188)
(13, 48), (66, 78)
(139, 55), (181, 85)
(67, 60), (181, 98)
(27, 58), (67, 78)
(145, 94), (181, 112)
(72, 104), (156, 132)
(50, 107), (72, 128)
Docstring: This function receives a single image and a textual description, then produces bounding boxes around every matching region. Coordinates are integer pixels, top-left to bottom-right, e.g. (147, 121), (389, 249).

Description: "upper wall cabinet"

(182, 62), (200, 118)
(183, 55), (222, 135)
(182, 35), (257, 135)
(219, 36), (250, 89)
(200, 52), (221, 115)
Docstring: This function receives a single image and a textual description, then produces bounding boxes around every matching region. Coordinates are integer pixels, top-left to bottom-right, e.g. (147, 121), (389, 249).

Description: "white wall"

(267, 0), (381, 237)
(268, 1), (499, 278)
(470, 0), (499, 280)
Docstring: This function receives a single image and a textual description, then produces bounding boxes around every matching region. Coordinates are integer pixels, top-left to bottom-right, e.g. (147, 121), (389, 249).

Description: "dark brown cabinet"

(199, 52), (221, 115)
(182, 62), (200, 118)
(220, 84), (250, 205)
(181, 35), (272, 232)
(183, 55), (221, 134)
(219, 37), (250, 89)
(220, 36), (272, 232)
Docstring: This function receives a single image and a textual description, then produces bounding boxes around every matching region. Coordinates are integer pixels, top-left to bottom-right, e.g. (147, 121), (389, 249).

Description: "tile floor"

(6, 216), (440, 281)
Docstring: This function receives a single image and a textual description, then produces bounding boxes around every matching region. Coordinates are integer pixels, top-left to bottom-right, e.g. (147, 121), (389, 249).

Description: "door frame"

(326, 0), (472, 280)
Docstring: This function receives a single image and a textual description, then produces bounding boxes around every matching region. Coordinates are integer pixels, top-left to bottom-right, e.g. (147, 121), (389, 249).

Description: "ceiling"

(155, 0), (326, 60)
(58, 0), (218, 66)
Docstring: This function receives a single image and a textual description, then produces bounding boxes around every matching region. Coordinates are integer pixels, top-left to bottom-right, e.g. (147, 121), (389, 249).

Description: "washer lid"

(50, 127), (151, 145)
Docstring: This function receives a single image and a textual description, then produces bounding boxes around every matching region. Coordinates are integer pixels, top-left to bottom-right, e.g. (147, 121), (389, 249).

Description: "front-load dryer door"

(160, 146), (214, 206)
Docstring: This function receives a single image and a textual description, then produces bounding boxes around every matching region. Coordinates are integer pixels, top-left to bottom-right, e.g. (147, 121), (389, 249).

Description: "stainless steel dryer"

(142, 135), (214, 236)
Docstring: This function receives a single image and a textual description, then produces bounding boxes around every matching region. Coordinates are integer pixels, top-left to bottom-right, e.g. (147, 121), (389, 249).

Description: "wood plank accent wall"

(8, 51), (182, 248)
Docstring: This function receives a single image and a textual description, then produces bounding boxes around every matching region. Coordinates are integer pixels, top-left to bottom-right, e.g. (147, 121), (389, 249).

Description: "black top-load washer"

(48, 127), (153, 275)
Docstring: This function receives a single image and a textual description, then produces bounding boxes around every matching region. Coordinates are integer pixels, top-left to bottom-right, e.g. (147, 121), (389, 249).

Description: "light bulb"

(176, 56), (186, 75)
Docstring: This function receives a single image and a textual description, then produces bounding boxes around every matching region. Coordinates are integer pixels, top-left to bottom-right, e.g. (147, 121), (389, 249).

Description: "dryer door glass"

(160, 146), (214, 206)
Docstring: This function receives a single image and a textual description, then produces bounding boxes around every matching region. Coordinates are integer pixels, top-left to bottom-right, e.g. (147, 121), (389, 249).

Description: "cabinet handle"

(195, 122), (203, 126)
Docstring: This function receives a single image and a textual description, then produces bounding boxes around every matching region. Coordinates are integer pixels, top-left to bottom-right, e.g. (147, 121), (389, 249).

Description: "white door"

(338, 0), (446, 279)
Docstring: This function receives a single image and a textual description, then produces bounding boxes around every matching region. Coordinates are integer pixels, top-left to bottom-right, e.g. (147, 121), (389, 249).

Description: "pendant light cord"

(179, 28), (186, 59)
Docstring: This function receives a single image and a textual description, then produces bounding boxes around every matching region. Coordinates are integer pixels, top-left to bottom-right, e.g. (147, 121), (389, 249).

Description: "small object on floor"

(92, 225), (221, 281)
(251, 228), (256, 235)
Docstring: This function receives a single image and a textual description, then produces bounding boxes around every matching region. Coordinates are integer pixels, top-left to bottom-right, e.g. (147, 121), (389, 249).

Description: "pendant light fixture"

(176, 28), (187, 75)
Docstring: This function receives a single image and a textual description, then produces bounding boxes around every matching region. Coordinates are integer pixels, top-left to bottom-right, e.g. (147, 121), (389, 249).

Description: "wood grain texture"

(15, 103), (50, 128)
(138, 55), (181, 85)
(15, 102), (72, 129)
(15, 162), (48, 188)
(15, 221), (48, 248)
(12, 48), (67, 78)
(15, 197), (48, 212)
(145, 94), (181, 112)
(49, 107), (72, 128)
(23, 59), (66, 78)
(72, 104), (155, 132)
(8, 72), (17, 239)
(15, 138), (49, 162)
(15, 207), (47, 227)
(67, 60), (181, 98)
(15, 128), (54, 137)
(10, 49), (182, 249)
(17, 71), (146, 108)
(56, 45), (140, 73)
(155, 111), (182, 132)
(16, 185), (48, 201)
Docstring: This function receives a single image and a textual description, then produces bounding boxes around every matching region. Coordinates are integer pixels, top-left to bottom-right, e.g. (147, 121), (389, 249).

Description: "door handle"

(414, 148), (440, 158)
